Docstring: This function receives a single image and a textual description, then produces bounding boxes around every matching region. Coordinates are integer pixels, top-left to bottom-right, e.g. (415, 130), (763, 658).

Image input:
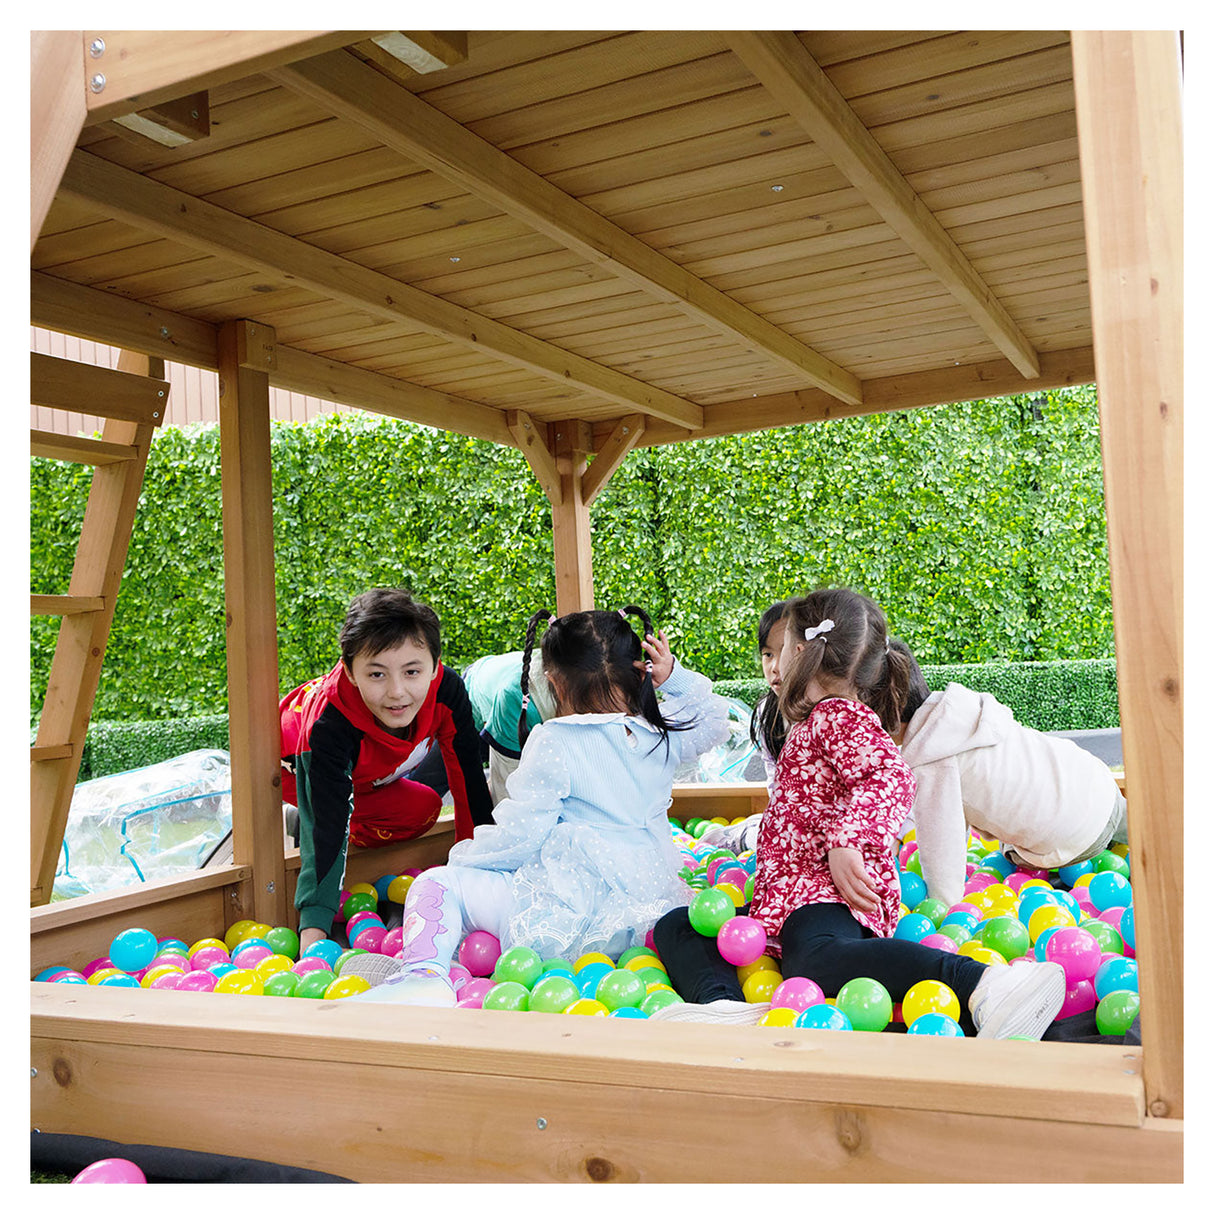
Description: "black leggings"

(653, 901), (989, 1033)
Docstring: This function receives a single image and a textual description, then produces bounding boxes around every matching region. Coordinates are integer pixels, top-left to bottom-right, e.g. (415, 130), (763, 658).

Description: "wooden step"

(31, 430), (137, 465)
(30, 744), (73, 762)
(30, 594), (105, 616)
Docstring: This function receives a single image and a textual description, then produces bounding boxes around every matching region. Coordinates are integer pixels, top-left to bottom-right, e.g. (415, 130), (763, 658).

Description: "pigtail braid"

(518, 609), (554, 748)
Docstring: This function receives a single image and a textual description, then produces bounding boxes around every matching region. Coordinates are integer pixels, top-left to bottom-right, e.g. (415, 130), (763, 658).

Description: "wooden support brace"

(507, 410), (562, 506)
(111, 90), (211, 147)
(31, 352), (169, 426)
(583, 414), (644, 505)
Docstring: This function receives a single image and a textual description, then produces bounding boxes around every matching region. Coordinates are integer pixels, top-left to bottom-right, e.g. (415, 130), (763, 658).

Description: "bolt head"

(89, 38), (105, 57)
(89, 73), (106, 93)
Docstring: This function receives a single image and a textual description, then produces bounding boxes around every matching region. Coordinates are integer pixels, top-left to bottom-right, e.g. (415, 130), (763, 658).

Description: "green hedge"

(31, 387), (1113, 724)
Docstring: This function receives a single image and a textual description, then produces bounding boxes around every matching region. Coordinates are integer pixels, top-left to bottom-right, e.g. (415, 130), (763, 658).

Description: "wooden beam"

(369, 31), (467, 74)
(629, 347), (1096, 447)
(58, 151), (705, 430)
(552, 423), (595, 614)
(506, 411), (562, 505)
(31, 351), (169, 427)
(31, 595), (104, 617)
(82, 31), (378, 124)
(1071, 29), (1183, 1121)
(273, 51), (863, 407)
(727, 31), (1041, 380)
(31, 31), (87, 252)
(217, 320), (286, 928)
(111, 90), (211, 147)
(30, 430), (137, 465)
(582, 414), (644, 505)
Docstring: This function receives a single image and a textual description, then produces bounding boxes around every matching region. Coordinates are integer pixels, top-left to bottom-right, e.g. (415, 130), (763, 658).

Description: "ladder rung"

(31, 594), (105, 617)
(31, 429), (137, 465)
(31, 744), (73, 761)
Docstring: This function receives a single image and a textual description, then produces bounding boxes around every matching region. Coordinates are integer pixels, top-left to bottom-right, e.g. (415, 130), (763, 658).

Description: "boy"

(281, 588), (493, 950)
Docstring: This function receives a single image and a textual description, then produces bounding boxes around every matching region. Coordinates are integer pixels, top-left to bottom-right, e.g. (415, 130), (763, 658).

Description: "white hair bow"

(804, 619), (835, 642)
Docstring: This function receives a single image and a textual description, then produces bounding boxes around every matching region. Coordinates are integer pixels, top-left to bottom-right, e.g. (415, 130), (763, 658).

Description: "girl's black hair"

(749, 599), (793, 760)
(518, 605), (691, 754)
(890, 637), (930, 723)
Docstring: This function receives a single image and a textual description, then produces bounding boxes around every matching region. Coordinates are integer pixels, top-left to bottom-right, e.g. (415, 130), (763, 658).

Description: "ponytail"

(518, 609), (554, 749)
(868, 640), (911, 736)
(617, 604), (664, 734)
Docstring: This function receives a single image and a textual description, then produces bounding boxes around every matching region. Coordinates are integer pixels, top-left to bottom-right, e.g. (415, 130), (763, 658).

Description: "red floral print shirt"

(751, 697), (915, 941)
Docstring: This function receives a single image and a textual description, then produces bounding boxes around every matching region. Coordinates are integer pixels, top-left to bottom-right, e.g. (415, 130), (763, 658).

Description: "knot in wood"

(835, 1109), (864, 1154)
(52, 1058), (73, 1088)
(584, 1156), (615, 1182)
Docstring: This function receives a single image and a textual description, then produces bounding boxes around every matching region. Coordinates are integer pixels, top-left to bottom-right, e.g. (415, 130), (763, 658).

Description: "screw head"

(89, 38), (105, 57)
(89, 73), (106, 93)
(536, 1118), (548, 1130)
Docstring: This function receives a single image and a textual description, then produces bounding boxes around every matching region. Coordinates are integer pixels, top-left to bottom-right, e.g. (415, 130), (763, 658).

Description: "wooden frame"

(30, 29), (1182, 1181)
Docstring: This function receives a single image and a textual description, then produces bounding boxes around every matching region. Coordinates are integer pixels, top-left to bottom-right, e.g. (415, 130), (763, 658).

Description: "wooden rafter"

(57, 151), (705, 431)
(727, 31), (1042, 380)
(272, 50), (864, 407)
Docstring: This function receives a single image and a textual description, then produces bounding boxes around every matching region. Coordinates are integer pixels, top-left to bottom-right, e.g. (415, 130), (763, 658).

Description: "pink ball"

(715, 865), (749, 891)
(1059, 978), (1097, 1018)
(232, 945), (272, 970)
(770, 976), (825, 1013)
(921, 932), (960, 953)
(346, 911), (383, 934)
(705, 858), (730, 884)
(457, 930), (502, 977)
(964, 874), (997, 895)
(455, 977), (494, 1008)
(292, 956), (331, 976)
(149, 972), (183, 990)
(448, 962), (472, 992)
(71, 1158), (147, 1184)
(379, 925), (404, 956)
(355, 925), (387, 954)
(1044, 925), (1103, 984)
(1098, 906), (1127, 930)
(898, 841), (918, 867)
(1004, 872), (1033, 892)
(716, 915), (767, 966)
(1071, 888), (1096, 914)
(176, 970), (218, 992)
(191, 946), (230, 972)
(1016, 866), (1050, 881)
(645, 927), (656, 950)
(48, 969), (87, 983)
(948, 901), (982, 919)
(81, 957), (113, 979)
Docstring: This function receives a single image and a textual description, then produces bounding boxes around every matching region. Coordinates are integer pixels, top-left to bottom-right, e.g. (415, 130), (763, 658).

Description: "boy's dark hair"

(339, 588), (442, 668)
(778, 587), (911, 736)
(749, 598), (793, 760)
(517, 606), (690, 753)
(891, 637), (930, 723)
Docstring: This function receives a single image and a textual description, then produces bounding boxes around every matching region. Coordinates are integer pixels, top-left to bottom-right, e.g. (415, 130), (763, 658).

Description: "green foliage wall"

(30, 387), (1114, 724)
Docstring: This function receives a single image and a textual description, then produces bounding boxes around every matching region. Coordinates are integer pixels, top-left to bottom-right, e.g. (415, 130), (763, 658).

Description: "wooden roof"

(32, 29), (1096, 451)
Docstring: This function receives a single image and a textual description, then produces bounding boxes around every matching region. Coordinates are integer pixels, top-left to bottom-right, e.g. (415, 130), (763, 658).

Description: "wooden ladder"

(30, 348), (168, 906)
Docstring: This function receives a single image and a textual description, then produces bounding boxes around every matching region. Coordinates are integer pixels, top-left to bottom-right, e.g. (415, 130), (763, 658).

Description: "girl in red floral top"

(654, 588), (1067, 1040)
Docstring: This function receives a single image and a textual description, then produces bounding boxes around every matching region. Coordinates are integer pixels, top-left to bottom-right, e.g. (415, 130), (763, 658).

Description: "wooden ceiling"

(32, 30), (1096, 450)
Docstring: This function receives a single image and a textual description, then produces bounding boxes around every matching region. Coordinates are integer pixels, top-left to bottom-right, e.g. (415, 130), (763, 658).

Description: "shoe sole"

(976, 965), (1066, 1040)
(648, 1001), (770, 1026)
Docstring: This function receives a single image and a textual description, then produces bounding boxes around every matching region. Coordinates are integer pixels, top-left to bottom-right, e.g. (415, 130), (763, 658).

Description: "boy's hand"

(299, 927), (327, 954)
(639, 629), (675, 688)
(828, 847), (881, 915)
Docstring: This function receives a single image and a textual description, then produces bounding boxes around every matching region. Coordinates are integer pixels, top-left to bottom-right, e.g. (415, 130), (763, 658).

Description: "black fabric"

(30, 1132), (354, 1183)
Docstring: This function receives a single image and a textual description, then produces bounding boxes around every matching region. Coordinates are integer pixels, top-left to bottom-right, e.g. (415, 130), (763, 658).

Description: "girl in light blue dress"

(349, 606), (731, 1006)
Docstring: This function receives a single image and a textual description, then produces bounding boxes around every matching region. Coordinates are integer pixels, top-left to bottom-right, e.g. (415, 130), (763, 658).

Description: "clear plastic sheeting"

(673, 696), (764, 784)
(53, 749), (233, 901)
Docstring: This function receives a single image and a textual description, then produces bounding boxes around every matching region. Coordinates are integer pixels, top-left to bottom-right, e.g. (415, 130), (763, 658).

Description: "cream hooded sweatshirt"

(899, 683), (1120, 907)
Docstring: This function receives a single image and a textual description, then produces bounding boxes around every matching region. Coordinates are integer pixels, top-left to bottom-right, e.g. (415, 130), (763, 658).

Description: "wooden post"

(217, 320), (286, 927)
(552, 420), (595, 615)
(1071, 30), (1183, 1119)
(31, 31), (86, 251)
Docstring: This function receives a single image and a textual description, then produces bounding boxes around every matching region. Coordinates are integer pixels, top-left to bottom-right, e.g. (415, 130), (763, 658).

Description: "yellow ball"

(708, 817), (729, 826)
(1028, 904), (1075, 942)
(223, 919), (258, 950)
(1017, 878), (1053, 893)
(347, 882), (378, 899)
(86, 968), (123, 985)
(574, 952), (615, 973)
(623, 955), (665, 974)
(958, 943), (1007, 966)
(214, 969), (264, 996)
(1071, 873), (1096, 889)
(902, 979), (961, 1026)
(563, 998), (609, 1016)
(758, 1006), (799, 1027)
(387, 875), (414, 904)
(737, 956), (780, 983)
(729, 815), (750, 826)
(742, 970), (782, 1003)
(902, 827), (917, 843)
(139, 962), (186, 988)
(253, 953), (293, 981)
(644, 981), (675, 994)
(324, 975), (372, 999)
(188, 937), (228, 958)
(717, 883), (746, 907)
(1109, 841), (1130, 858)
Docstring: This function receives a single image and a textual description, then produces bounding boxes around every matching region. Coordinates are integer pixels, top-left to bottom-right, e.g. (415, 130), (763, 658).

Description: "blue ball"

(941, 911), (979, 931)
(209, 962), (238, 978)
(980, 851), (1015, 878)
(609, 1006), (648, 1019)
(98, 972), (141, 987)
(373, 874), (396, 900)
(576, 962), (614, 997)
(1094, 957), (1139, 1000)
(795, 1004), (853, 1031)
(109, 927), (158, 974)
(1058, 858), (1094, 886)
(1034, 926), (1064, 961)
(35, 966), (70, 982)
(1120, 905), (1136, 950)
(302, 938), (343, 967)
(1089, 871), (1133, 912)
(893, 912), (933, 943)
(898, 870), (927, 908)
(1017, 888), (1062, 926)
(906, 1012), (965, 1037)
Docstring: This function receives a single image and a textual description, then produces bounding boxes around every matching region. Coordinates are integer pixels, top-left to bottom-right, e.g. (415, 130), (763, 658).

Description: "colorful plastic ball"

(640, 988), (684, 1016)
(379, 926), (404, 957)
(1095, 989), (1140, 1036)
(609, 1006), (648, 1019)
(902, 979), (962, 1027)
(935, 923), (972, 947)
(177, 969), (219, 993)
(253, 953), (294, 982)
(301, 938), (343, 967)
(223, 919), (258, 951)
(1088, 871), (1133, 912)
(323, 975), (372, 999)
(910, 898), (949, 928)
(232, 944), (273, 970)
(622, 954), (665, 975)
(341, 891), (379, 921)
(455, 977), (494, 1009)
(633, 966), (671, 990)
(737, 955), (780, 982)
(458, 931), (502, 977)
(1058, 858), (1095, 886)
(902, 849), (923, 876)
(345, 913), (383, 940)
(528, 974), (581, 1014)
(836, 977), (892, 1032)
(541, 958), (577, 978)
(353, 925), (388, 955)
(794, 1004), (853, 1031)
(717, 882), (747, 908)
(595, 968), (647, 1011)
(758, 1006), (800, 1027)
(332, 949), (367, 976)
(293, 971), (337, 999)
(149, 971), (184, 990)
(186, 946), (227, 973)
(98, 972), (141, 987)
(573, 963), (612, 997)
(957, 942), (1006, 966)
(140, 963), (186, 989)
(188, 937), (227, 958)
(981, 852), (1016, 878)
(482, 980), (530, 1011)
(387, 875), (414, 904)
(898, 870), (927, 909)
(156, 937), (189, 956)
(209, 963), (238, 980)
(35, 966), (70, 982)
(564, 998), (609, 1017)
(1094, 957), (1139, 1000)
(448, 962), (472, 991)
(741, 969), (782, 1004)
(770, 976), (825, 1013)
(291, 955), (332, 977)
(978, 915), (1030, 961)
(109, 927), (158, 974)
(214, 969), (264, 996)
(906, 1012), (965, 1037)
(493, 946), (545, 989)
(688, 887), (737, 936)
(1044, 925), (1103, 984)
(573, 951), (614, 972)
(715, 865), (750, 891)
(618, 946), (658, 966)
(1120, 905), (1136, 950)
(1091, 850), (1130, 878)
(71, 1158), (147, 1184)
(716, 915), (767, 966)
(49, 971), (87, 984)
(86, 967), (122, 985)
(81, 957), (115, 979)
(920, 933), (960, 953)
(1059, 979), (1097, 1018)
(893, 913), (934, 943)
(1028, 904), (1075, 943)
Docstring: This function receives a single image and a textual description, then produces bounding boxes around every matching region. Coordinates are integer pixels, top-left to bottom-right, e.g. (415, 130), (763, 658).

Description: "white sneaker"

(339, 952), (404, 986)
(647, 999), (770, 1025)
(349, 966), (457, 1008)
(969, 961), (1065, 1040)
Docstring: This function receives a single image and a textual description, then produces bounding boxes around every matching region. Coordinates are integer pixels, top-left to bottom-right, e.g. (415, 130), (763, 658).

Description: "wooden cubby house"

(30, 31), (1182, 1181)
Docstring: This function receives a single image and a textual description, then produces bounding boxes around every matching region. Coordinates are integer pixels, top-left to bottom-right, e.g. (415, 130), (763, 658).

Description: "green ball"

(492, 945), (545, 989)
(978, 915), (1030, 960)
(633, 966), (670, 988)
(342, 891), (378, 920)
(912, 898), (950, 928)
(688, 887), (736, 936)
(1091, 850), (1131, 878)
(482, 980), (530, 1011)
(835, 977), (893, 1032)
(903, 850), (923, 877)
(640, 988), (683, 1016)
(1095, 989), (1140, 1035)
(595, 968), (647, 1011)
(293, 970), (336, 999)
(744, 875), (755, 901)
(1080, 919), (1124, 955)
(265, 925), (300, 960)
(683, 818), (704, 835)
(617, 946), (658, 966)
(333, 948), (367, 975)
(936, 923), (972, 945)
(691, 820), (712, 838)
(263, 971), (301, 997)
(527, 974), (580, 1014)
(974, 866), (1007, 882)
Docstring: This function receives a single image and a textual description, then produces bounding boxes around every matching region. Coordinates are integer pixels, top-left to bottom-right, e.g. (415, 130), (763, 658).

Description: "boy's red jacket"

(281, 659), (493, 933)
